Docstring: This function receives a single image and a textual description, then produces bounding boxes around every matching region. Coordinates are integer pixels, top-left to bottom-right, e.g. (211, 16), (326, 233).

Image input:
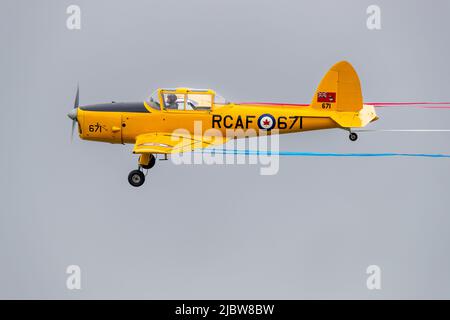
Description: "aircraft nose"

(67, 107), (78, 121)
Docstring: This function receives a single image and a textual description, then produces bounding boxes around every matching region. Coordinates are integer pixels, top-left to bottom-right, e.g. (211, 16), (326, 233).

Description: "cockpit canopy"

(146, 88), (229, 111)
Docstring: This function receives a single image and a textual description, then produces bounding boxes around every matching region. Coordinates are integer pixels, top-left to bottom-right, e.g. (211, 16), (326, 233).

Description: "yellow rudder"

(310, 61), (363, 112)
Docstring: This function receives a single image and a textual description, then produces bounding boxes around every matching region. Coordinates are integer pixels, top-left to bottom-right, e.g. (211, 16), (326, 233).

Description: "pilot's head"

(167, 94), (177, 104)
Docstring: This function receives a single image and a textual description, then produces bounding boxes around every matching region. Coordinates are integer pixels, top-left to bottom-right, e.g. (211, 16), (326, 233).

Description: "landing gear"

(349, 132), (358, 141)
(128, 154), (157, 187)
(128, 169), (145, 187)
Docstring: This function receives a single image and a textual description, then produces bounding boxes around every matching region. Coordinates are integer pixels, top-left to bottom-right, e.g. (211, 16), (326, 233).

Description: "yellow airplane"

(68, 61), (378, 187)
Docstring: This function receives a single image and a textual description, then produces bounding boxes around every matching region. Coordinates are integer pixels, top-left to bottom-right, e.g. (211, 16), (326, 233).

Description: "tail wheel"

(141, 154), (156, 170)
(349, 132), (358, 141)
(128, 170), (145, 187)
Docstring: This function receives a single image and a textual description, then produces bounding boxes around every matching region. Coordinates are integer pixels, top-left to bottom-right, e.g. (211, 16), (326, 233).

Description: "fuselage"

(76, 101), (343, 144)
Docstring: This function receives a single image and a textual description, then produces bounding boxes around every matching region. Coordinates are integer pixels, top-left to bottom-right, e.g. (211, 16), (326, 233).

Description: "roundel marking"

(258, 114), (276, 130)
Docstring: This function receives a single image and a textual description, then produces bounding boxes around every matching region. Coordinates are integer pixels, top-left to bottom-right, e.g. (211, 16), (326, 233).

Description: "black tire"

(349, 132), (358, 141)
(128, 170), (145, 187)
(141, 154), (156, 170)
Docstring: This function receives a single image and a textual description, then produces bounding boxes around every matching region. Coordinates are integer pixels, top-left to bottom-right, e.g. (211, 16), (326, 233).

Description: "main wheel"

(349, 132), (358, 141)
(128, 170), (145, 187)
(141, 154), (156, 170)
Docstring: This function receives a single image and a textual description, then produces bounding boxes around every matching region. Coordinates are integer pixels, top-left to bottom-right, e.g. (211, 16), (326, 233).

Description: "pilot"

(166, 94), (178, 110)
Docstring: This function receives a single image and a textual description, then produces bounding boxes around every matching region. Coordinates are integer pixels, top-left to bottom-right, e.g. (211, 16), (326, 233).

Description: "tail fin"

(310, 61), (363, 112)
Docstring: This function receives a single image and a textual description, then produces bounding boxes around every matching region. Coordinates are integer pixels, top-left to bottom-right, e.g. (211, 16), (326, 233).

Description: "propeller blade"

(71, 119), (76, 141)
(74, 84), (79, 109)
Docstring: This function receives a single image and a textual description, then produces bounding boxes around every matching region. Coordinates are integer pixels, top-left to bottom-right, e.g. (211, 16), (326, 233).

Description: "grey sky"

(1, 0), (450, 299)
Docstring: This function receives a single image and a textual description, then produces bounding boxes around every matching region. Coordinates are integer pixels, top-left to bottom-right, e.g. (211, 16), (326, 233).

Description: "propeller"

(68, 84), (79, 141)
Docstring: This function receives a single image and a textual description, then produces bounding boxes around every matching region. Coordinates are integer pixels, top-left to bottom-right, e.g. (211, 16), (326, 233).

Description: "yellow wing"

(132, 132), (231, 155)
